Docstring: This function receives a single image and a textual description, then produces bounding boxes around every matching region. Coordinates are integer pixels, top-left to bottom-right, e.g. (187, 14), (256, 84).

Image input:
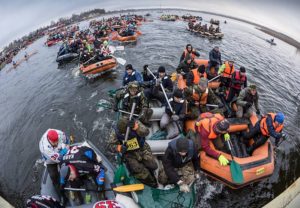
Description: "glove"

(171, 115), (180, 121)
(256, 109), (261, 115)
(218, 103), (224, 108)
(179, 183), (190, 193)
(218, 155), (229, 166)
(127, 120), (135, 128)
(245, 102), (252, 108)
(143, 64), (148, 71)
(224, 133), (230, 141)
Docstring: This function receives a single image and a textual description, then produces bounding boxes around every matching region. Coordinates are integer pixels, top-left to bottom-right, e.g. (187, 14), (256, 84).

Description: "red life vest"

(195, 113), (224, 139)
(231, 71), (246, 89)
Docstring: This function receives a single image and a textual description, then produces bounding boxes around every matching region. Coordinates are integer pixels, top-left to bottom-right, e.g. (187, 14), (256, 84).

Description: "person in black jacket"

(176, 55), (199, 79)
(159, 137), (200, 193)
(208, 46), (222, 72)
(160, 89), (186, 139)
(143, 66), (173, 105)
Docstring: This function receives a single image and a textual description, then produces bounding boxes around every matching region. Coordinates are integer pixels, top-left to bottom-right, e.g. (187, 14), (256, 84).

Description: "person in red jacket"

(226, 66), (247, 103)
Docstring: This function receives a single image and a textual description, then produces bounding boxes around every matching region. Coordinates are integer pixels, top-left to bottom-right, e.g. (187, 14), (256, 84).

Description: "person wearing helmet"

(242, 112), (286, 155)
(160, 88), (186, 139)
(236, 84), (260, 118)
(26, 195), (63, 208)
(143, 66), (173, 105)
(159, 137), (200, 193)
(108, 117), (157, 187)
(39, 129), (70, 196)
(114, 81), (153, 127)
(122, 64), (143, 86)
(59, 145), (105, 205)
(179, 44), (200, 63)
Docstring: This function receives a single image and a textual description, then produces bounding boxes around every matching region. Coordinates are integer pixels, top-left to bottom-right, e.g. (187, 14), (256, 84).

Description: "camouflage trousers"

(158, 161), (195, 185)
(125, 142), (158, 187)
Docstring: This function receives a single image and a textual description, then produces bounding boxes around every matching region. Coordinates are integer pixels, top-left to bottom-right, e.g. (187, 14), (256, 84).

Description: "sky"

(0, 0), (299, 50)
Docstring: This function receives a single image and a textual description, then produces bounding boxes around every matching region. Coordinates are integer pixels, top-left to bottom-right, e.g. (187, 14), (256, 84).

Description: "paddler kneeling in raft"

(158, 137), (200, 193)
(195, 113), (231, 166)
(241, 112), (287, 155)
(59, 145), (106, 205)
(108, 117), (158, 187)
(176, 54), (198, 80)
(179, 44), (200, 63)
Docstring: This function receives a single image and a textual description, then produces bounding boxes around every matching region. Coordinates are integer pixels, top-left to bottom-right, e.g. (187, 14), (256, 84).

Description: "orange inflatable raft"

(80, 58), (117, 75)
(185, 114), (274, 189)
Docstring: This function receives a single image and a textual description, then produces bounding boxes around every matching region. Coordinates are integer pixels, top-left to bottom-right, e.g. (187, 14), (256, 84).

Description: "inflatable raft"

(56, 53), (79, 64)
(80, 58), (117, 75)
(185, 114), (275, 189)
(41, 140), (138, 207)
(46, 39), (61, 47)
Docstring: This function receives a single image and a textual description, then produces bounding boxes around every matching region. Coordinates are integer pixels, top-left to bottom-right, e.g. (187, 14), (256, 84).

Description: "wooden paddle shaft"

(124, 102), (136, 142)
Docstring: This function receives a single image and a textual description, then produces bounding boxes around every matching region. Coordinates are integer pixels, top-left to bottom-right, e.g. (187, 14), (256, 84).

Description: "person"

(176, 55), (199, 79)
(242, 112), (286, 155)
(26, 195), (63, 208)
(108, 117), (158, 187)
(160, 89), (186, 139)
(236, 84), (260, 118)
(159, 137), (200, 193)
(209, 46), (222, 72)
(141, 64), (153, 81)
(208, 24), (214, 33)
(195, 113), (230, 166)
(24, 52), (28, 59)
(39, 129), (70, 195)
(226, 66), (247, 103)
(122, 64), (143, 86)
(114, 81), (153, 127)
(95, 41), (111, 62)
(143, 66), (173, 105)
(59, 145), (105, 205)
(184, 78), (224, 115)
(218, 60), (235, 89)
(186, 64), (207, 87)
(179, 44), (200, 63)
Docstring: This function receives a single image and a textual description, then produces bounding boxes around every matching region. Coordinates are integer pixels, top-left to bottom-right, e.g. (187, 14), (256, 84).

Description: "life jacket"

(195, 113), (224, 139)
(184, 49), (196, 60)
(191, 69), (207, 85)
(115, 127), (145, 151)
(231, 71), (246, 90)
(260, 113), (284, 137)
(169, 138), (194, 162)
(192, 87), (208, 105)
(222, 61), (235, 78)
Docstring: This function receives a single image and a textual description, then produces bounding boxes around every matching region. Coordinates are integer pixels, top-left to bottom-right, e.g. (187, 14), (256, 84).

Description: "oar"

(97, 102), (139, 117)
(208, 74), (220, 82)
(111, 55), (126, 65)
(225, 136), (244, 183)
(64, 184), (144, 193)
(146, 67), (183, 133)
(124, 102), (137, 143)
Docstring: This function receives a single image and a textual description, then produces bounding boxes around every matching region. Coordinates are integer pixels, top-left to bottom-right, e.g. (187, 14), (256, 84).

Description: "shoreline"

(107, 7), (300, 50)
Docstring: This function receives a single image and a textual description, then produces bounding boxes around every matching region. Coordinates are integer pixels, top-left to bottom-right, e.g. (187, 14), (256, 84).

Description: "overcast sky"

(0, 0), (299, 49)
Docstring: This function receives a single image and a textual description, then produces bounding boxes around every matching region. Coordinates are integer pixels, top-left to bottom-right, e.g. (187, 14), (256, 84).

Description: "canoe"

(185, 114), (275, 189)
(40, 140), (138, 207)
(80, 58), (117, 75)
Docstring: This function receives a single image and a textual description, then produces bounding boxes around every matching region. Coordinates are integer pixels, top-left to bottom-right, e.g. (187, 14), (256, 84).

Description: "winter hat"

(176, 138), (189, 153)
(275, 112), (285, 124)
(47, 130), (59, 143)
(216, 119), (230, 131)
(158, 66), (166, 73)
(199, 77), (208, 88)
(240, 66), (246, 73)
(198, 65), (206, 73)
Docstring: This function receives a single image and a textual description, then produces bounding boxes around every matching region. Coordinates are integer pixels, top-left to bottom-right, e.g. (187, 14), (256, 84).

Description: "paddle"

(64, 184), (144, 193)
(97, 102), (139, 117)
(146, 67), (183, 133)
(111, 55), (126, 65)
(208, 74), (220, 82)
(225, 135), (244, 183)
(124, 102), (137, 143)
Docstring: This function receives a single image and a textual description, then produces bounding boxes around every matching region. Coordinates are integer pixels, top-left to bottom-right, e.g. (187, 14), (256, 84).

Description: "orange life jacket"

(184, 49), (196, 60)
(195, 113), (224, 139)
(260, 113), (284, 136)
(222, 61), (235, 78)
(191, 68), (207, 85)
(192, 88), (208, 105)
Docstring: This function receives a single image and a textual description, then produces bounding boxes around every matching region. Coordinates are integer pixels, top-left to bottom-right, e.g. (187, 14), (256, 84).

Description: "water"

(0, 9), (300, 208)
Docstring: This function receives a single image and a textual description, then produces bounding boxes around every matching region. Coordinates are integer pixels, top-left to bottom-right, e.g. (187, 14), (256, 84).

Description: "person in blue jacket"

(123, 64), (143, 86)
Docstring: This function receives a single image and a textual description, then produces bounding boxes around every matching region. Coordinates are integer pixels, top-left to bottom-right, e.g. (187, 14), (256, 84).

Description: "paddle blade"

(230, 160), (244, 184)
(171, 72), (177, 82)
(113, 184), (144, 192)
(115, 46), (124, 50)
(116, 57), (126, 65)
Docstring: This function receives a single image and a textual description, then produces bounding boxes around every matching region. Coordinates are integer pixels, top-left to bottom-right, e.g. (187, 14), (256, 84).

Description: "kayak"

(56, 53), (79, 64)
(185, 114), (275, 189)
(80, 58), (117, 75)
(40, 140), (139, 207)
(7, 51), (38, 71)
(266, 39), (277, 45)
(113, 100), (196, 208)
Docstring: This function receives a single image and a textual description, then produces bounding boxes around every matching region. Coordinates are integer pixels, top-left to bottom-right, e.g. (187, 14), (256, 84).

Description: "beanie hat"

(173, 89), (183, 98)
(240, 66), (246, 73)
(176, 138), (189, 153)
(47, 130), (59, 143)
(125, 64), (133, 70)
(158, 66), (166, 73)
(275, 112), (285, 124)
(199, 77), (208, 88)
(216, 119), (230, 131)
(198, 65), (206, 73)
(249, 84), (256, 90)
